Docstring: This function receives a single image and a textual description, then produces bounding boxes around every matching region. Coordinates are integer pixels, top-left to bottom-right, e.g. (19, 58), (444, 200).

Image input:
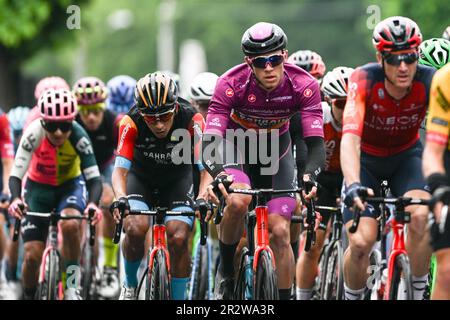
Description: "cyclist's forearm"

(304, 136), (325, 178)
(9, 176), (22, 200)
(340, 133), (361, 186)
(198, 169), (213, 199)
(112, 166), (128, 199)
(1, 157), (12, 194)
(423, 141), (446, 178)
(201, 133), (225, 178)
(86, 177), (102, 204)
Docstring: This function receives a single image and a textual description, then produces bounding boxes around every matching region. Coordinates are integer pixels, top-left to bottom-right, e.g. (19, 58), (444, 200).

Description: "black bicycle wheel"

(234, 247), (252, 300)
(38, 249), (60, 300)
(322, 241), (344, 300)
(366, 249), (383, 300)
(388, 253), (413, 300)
(80, 242), (99, 300)
(253, 250), (278, 300)
(146, 250), (171, 300)
(190, 242), (209, 300)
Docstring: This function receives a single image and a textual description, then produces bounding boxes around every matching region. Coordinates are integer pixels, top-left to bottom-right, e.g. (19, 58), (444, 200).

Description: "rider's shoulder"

(415, 64), (437, 83)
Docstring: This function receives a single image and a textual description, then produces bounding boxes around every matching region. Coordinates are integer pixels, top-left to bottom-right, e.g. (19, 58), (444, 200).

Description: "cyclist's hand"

(195, 198), (213, 222)
(431, 186), (450, 223)
(343, 182), (374, 212)
(206, 173), (233, 206)
(110, 197), (130, 224)
(301, 207), (322, 231)
(84, 202), (102, 226)
(8, 198), (25, 219)
(302, 174), (318, 200)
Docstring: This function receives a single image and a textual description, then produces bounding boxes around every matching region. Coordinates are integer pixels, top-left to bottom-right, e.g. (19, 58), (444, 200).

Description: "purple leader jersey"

(204, 63), (324, 138)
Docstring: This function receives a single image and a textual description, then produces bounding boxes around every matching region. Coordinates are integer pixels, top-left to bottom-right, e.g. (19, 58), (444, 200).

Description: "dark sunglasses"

(141, 108), (176, 124)
(384, 52), (418, 66)
(41, 120), (73, 133)
(251, 54), (284, 69)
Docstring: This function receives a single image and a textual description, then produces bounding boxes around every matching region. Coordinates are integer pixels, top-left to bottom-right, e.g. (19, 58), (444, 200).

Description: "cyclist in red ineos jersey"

(341, 16), (436, 300)
(202, 22), (325, 300)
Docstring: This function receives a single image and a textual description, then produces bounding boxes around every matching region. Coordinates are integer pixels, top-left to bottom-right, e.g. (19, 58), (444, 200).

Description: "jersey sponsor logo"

(83, 165), (100, 180)
(403, 103), (424, 112)
(372, 104), (385, 112)
(348, 83), (358, 100)
(303, 88), (312, 98)
(225, 88), (234, 98)
(21, 133), (37, 153)
(378, 88), (384, 99)
(208, 117), (222, 127)
(431, 117), (449, 127)
(437, 86), (450, 112)
(271, 95), (293, 103)
(366, 114), (421, 130)
(66, 196), (78, 204)
(96, 135), (107, 141)
(117, 123), (131, 152)
(230, 111), (289, 130)
(311, 119), (322, 129)
(248, 94), (256, 103)
(143, 151), (173, 164)
(76, 137), (94, 155)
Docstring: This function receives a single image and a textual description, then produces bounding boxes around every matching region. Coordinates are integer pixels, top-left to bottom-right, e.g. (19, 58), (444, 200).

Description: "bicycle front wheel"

(234, 247), (252, 300)
(38, 249), (60, 300)
(253, 250), (278, 300)
(322, 241), (344, 300)
(80, 242), (99, 300)
(146, 250), (171, 300)
(388, 253), (413, 300)
(189, 242), (209, 300)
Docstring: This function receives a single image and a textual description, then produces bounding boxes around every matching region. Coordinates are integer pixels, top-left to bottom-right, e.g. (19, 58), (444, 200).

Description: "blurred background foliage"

(0, 0), (448, 108)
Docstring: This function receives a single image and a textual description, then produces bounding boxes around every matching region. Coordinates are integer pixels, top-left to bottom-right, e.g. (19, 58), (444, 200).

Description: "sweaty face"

(248, 50), (287, 92)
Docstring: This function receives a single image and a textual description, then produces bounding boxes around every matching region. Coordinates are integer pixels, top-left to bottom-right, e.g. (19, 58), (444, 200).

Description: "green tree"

(0, 0), (89, 108)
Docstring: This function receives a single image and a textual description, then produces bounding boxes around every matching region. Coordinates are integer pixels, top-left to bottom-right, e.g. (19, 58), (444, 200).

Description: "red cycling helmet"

(39, 89), (77, 121)
(372, 16), (422, 53)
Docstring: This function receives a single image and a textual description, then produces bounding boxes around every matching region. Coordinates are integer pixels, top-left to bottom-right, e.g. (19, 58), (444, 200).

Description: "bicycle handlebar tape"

(12, 203), (24, 242)
(113, 197), (128, 244)
(88, 208), (96, 246)
(199, 203), (208, 246)
(349, 208), (361, 233)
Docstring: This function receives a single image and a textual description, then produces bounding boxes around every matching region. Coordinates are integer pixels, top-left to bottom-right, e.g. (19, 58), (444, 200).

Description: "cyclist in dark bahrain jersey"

(111, 72), (211, 300)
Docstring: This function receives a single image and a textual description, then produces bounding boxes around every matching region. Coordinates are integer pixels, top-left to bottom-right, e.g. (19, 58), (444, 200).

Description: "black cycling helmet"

(241, 22), (287, 56)
(134, 72), (179, 115)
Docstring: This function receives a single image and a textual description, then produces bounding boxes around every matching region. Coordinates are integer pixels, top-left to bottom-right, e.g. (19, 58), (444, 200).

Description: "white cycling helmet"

(321, 67), (354, 99)
(190, 72), (219, 102)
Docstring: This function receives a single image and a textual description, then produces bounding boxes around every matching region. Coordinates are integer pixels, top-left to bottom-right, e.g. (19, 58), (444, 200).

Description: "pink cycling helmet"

(73, 76), (108, 105)
(39, 89), (77, 121)
(34, 76), (70, 101)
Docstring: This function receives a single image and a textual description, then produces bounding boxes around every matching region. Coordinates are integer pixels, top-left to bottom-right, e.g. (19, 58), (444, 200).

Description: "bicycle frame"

(253, 205), (276, 271)
(383, 208), (408, 300)
(148, 210), (171, 283)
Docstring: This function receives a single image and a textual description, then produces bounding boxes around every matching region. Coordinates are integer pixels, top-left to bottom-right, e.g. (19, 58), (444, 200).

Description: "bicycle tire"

(253, 250), (278, 300)
(38, 249), (59, 300)
(388, 253), (413, 300)
(80, 242), (99, 300)
(234, 247), (252, 300)
(190, 241), (209, 300)
(146, 250), (171, 300)
(322, 241), (344, 300)
(367, 249), (383, 300)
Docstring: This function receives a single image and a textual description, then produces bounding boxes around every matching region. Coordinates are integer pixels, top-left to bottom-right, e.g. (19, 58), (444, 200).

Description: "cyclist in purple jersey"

(202, 22), (325, 300)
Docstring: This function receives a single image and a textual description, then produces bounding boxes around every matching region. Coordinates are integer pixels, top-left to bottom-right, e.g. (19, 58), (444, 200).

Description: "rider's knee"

(349, 235), (374, 260)
(124, 221), (147, 242)
(23, 246), (41, 270)
(59, 219), (80, 236)
(226, 195), (251, 219)
(271, 223), (290, 249)
(409, 208), (428, 236)
(167, 228), (189, 250)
